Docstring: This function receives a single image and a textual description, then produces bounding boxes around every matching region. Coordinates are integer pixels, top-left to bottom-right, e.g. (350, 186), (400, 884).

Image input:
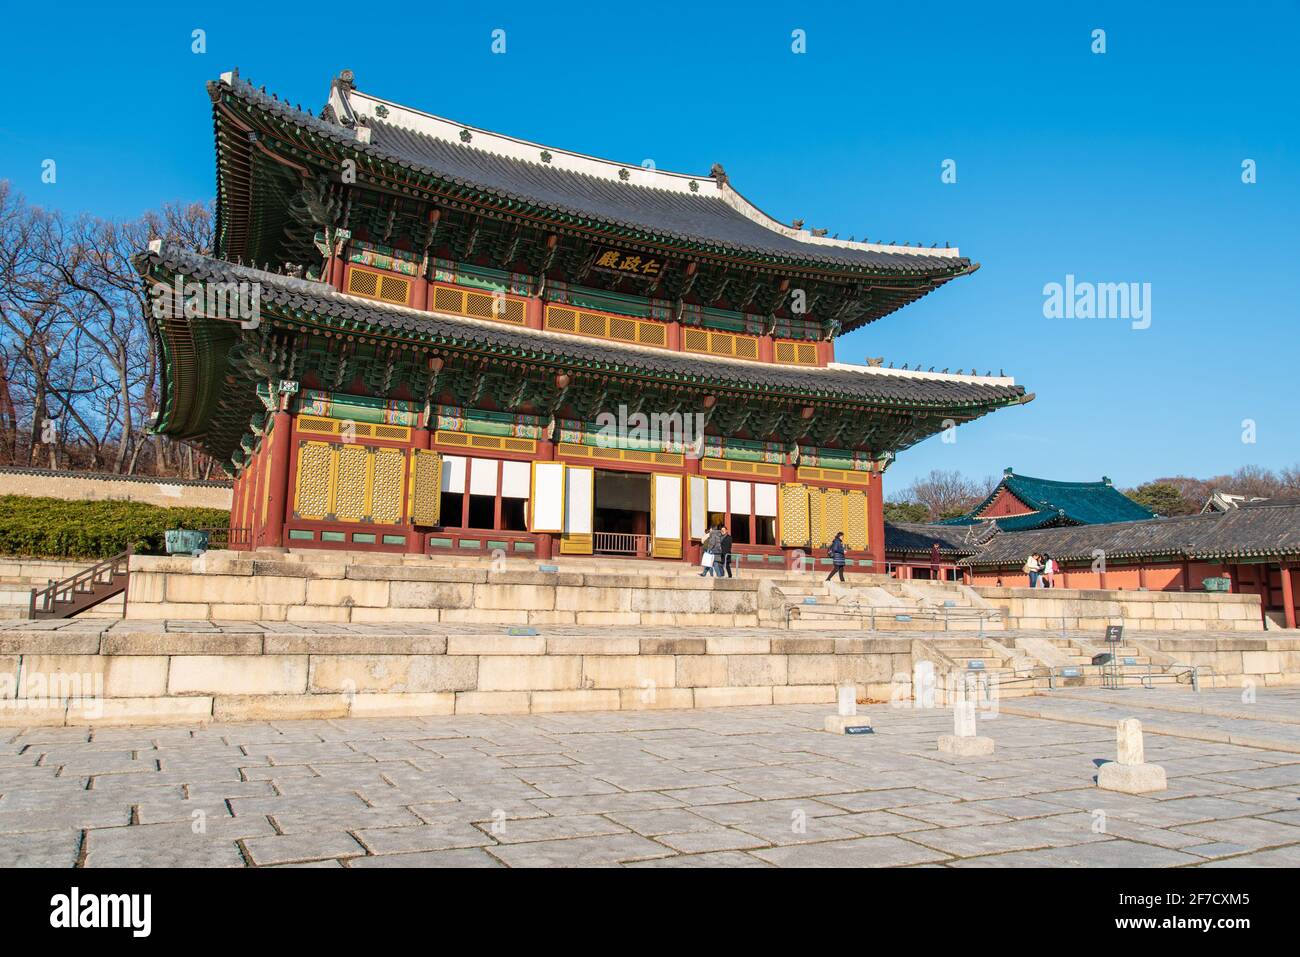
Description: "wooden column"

(406, 425), (431, 554)
(262, 411), (293, 548)
(867, 467), (887, 574)
(1282, 562), (1297, 630)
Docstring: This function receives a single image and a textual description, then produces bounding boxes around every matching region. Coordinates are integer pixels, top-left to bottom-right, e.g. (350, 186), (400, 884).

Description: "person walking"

(1042, 553), (1056, 589)
(699, 524), (722, 577)
(1023, 552), (1041, 588)
(719, 526), (734, 578)
(826, 531), (847, 582)
(929, 541), (942, 580)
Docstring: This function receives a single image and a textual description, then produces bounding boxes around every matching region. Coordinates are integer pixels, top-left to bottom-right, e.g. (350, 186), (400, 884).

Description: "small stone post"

(938, 678), (994, 755)
(824, 682), (871, 734)
(1097, 718), (1166, 793)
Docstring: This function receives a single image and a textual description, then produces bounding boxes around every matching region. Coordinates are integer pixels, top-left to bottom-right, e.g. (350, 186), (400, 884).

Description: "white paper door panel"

(440, 455), (466, 494)
(530, 462), (565, 532)
(688, 475), (707, 539)
(564, 466), (593, 535)
(729, 480), (751, 513)
(654, 474), (683, 539)
(754, 482), (778, 517)
(469, 457), (499, 496)
(501, 459), (530, 499)
(707, 478), (727, 512)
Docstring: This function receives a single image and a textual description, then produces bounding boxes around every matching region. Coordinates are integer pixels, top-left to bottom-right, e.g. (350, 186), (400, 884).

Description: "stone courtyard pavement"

(2, 687), (1299, 868)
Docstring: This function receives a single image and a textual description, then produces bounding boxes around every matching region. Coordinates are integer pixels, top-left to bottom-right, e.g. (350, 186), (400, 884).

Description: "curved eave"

(209, 80), (976, 293)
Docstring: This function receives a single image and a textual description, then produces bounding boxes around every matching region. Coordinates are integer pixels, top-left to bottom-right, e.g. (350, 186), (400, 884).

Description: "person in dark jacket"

(699, 525), (723, 577)
(719, 527), (734, 578)
(825, 532), (846, 582)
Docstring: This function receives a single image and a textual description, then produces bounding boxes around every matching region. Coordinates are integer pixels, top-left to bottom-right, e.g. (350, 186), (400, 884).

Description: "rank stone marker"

(824, 683), (872, 734)
(1097, 718), (1167, 793)
(938, 698), (995, 756)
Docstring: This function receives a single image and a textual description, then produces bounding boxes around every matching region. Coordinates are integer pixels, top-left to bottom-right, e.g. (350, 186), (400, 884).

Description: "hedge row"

(0, 495), (231, 559)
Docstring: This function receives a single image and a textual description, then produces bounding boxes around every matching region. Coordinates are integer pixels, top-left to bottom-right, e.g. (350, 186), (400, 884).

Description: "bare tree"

(904, 469), (993, 521)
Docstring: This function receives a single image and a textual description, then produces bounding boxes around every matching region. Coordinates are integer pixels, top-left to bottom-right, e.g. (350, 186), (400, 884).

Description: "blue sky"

(3, 1), (1296, 494)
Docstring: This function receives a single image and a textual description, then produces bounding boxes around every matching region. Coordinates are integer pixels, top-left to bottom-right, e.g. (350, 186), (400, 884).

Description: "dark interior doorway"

(593, 470), (650, 553)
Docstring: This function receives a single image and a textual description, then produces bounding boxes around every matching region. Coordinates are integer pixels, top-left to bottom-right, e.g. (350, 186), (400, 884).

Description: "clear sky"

(2, 1), (1296, 494)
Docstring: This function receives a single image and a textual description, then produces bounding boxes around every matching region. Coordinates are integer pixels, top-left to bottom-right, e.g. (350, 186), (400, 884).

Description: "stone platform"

(4, 690), (1300, 867)
(2, 618), (1298, 727)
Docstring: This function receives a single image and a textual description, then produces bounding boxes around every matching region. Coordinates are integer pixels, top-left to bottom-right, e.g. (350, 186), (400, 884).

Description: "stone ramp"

(998, 688), (1300, 755)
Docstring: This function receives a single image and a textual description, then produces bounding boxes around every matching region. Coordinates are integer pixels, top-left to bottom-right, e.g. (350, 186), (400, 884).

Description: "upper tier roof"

(214, 70), (973, 276)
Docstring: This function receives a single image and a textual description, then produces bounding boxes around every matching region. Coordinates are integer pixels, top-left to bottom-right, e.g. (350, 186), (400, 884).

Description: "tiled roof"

(938, 470), (1154, 529)
(214, 74), (973, 276)
(885, 522), (985, 556)
(135, 245), (1027, 411)
(958, 500), (1300, 566)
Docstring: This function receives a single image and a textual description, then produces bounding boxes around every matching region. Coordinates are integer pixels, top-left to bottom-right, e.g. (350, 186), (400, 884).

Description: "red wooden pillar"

(1282, 562), (1297, 630)
(262, 411), (293, 548)
(407, 425), (431, 554)
(866, 467), (886, 574)
(249, 443), (266, 548)
(525, 295), (544, 330)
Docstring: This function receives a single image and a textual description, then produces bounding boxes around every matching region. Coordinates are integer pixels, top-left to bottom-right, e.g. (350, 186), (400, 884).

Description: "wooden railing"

(29, 548), (132, 619)
(593, 532), (650, 556)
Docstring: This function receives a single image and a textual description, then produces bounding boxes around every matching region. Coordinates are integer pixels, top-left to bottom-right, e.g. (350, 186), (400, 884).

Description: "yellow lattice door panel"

(820, 489), (846, 549)
(409, 449), (443, 526)
(333, 444), (371, 522)
(347, 267), (410, 306)
(807, 488), (828, 547)
(370, 447), (406, 525)
(293, 441), (335, 520)
(774, 340), (821, 366)
(844, 490), (869, 552)
(779, 483), (810, 547)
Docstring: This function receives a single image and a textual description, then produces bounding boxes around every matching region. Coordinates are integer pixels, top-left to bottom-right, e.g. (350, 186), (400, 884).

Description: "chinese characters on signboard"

(592, 248), (663, 278)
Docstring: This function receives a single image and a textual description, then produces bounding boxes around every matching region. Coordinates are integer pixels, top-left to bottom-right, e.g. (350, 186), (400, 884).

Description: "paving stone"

(0, 829), (81, 866)
(749, 836), (951, 867)
(946, 840), (1204, 868)
(485, 833), (674, 867)
(242, 831), (367, 866)
(83, 818), (273, 867)
(354, 822), (493, 854)
(347, 848), (503, 868)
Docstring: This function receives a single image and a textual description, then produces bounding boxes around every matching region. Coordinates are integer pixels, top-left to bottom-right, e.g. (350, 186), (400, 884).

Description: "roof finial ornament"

(709, 163), (728, 185)
(336, 69), (356, 91)
(791, 218), (804, 229)
(811, 227), (828, 237)
(1004, 467), (1014, 478)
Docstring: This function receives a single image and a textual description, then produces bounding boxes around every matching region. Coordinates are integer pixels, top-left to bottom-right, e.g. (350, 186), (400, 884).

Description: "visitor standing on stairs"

(720, 526), (734, 578)
(699, 524), (723, 577)
(825, 532), (847, 582)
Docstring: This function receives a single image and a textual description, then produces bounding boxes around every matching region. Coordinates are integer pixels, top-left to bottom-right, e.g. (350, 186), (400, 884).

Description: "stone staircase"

(768, 574), (1007, 633)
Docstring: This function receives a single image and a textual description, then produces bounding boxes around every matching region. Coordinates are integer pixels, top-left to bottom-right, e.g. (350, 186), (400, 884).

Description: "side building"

(138, 69), (1028, 570)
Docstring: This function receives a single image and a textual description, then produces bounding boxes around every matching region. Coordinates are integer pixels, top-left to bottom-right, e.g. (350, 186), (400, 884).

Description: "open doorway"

(593, 470), (650, 555)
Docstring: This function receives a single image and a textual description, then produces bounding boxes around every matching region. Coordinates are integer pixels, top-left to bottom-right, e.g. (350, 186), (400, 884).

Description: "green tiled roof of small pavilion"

(937, 469), (1155, 531)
